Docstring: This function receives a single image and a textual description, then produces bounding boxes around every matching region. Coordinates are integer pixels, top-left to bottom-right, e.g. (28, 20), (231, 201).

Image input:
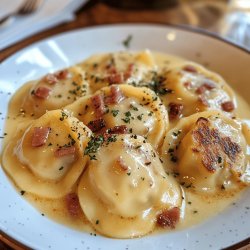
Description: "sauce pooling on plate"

(1, 50), (250, 238)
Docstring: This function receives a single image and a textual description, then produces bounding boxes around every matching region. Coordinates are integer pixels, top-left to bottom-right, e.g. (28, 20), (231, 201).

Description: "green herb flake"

(111, 110), (119, 117)
(59, 110), (69, 121)
(122, 34), (133, 48)
(218, 156), (222, 164)
(130, 104), (138, 111)
(20, 190), (25, 195)
(168, 148), (174, 153)
(137, 114), (143, 121)
(84, 135), (104, 158)
(170, 155), (178, 163)
(122, 111), (132, 123)
(172, 130), (181, 137)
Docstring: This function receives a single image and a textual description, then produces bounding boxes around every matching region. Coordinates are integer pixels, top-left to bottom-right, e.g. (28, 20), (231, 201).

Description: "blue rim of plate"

(0, 23), (249, 250)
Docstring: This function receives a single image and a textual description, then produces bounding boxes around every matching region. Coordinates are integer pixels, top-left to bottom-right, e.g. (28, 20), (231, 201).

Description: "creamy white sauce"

(1, 51), (249, 238)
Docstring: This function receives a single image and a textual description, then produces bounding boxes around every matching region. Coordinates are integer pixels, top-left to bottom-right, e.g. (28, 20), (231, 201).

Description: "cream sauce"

(1, 50), (249, 237)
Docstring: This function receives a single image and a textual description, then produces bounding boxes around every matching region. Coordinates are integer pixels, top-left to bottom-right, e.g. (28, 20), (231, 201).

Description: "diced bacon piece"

(44, 73), (58, 84)
(203, 81), (216, 89)
(168, 102), (183, 120)
(124, 63), (134, 80)
(107, 65), (118, 74)
(91, 94), (106, 118)
(198, 95), (210, 107)
(108, 125), (128, 134)
(116, 156), (128, 171)
(103, 132), (112, 141)
(107, 73), (124, 84)
(55, 69), (69, 80)
(105, 85), (125, 105)
(54, 146), (76, 157)
(183, 65), (197, 73)
(31, 127), (50, 147)
(183, 81), (192, 89)
(195, 82), (216, 94)
(156, 207), (180, 229)
(221, 101), (235, 112)
(87, 118), (106, 133)
(65, 193), (81, 217)
(34, 87), (51, 99)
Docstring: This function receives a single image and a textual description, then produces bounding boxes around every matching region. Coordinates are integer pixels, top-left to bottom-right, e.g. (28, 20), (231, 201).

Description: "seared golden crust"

(192, 117), (242, 173)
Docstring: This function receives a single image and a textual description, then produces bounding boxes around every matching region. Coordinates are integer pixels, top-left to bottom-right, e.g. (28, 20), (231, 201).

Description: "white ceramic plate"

(0, 24), (249, 250)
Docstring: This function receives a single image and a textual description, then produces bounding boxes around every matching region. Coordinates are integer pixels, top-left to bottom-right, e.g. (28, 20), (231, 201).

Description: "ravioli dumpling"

(66, 84), (168, 149)
(78, 134), (182, 238)
(2, 110), (92, 198)
(141, 63), (236, 125)
(161, 111), (250, 193)
(78, 50), (157, 93)
(20, 66), (89, 117)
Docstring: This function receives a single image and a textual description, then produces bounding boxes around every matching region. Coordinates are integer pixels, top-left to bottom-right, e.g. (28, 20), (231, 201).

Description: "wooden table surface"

(0, 1), (249, 249)
(0, 0), (185, 62)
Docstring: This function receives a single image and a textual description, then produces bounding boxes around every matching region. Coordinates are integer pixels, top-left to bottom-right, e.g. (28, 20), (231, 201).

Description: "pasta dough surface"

(1, 50), (249, 238)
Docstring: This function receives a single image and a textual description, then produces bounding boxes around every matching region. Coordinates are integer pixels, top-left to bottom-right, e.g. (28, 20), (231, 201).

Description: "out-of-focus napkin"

(0, 0), (87, 50)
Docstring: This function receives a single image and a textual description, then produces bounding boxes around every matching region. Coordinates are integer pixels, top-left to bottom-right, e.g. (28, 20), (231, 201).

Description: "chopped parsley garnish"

(168, 148), (174, 153)
(84, 135), (105, 159)
(20, 190), (25, 195)
(130, 104), (138, 111)
(59, 110), (69, 121)
(111, 110), (119, 117)
(137, 114), (143, 121)
(172, 130), (181, 137)
(218, 156), (222, 164)
(170, 155), (178, 163)
(84, 135), (117, 160)
(122, 34), (133, 48)
(143, 72), (173, 96)
(122, 111), (132, 123)
(68, 134), (76, 146)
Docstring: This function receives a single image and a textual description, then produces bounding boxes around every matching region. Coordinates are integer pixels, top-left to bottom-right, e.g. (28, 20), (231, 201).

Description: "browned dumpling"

(161, 110), (250, 193)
